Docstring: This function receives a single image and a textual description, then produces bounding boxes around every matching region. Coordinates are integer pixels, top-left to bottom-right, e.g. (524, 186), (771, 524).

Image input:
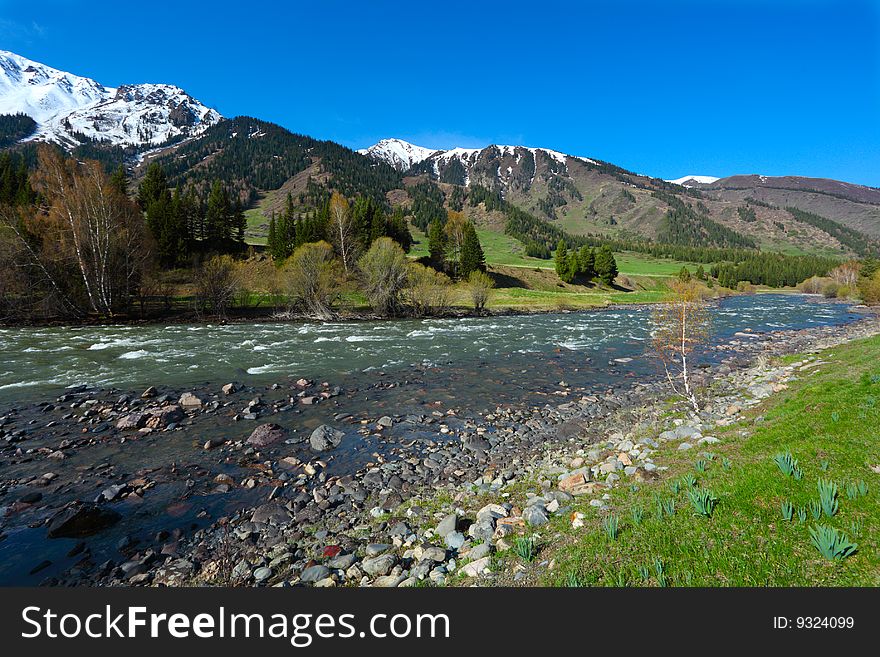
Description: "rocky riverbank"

(3, 307), (873, 587)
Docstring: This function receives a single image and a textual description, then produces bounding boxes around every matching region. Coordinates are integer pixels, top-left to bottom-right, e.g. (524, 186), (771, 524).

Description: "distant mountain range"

(1, 50), (879, 257)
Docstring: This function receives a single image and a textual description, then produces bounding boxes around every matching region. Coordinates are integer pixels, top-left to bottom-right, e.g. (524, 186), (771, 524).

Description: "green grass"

(244, 207), (269, 245)
(483, 286), (668, 310)
(614, 253), (702, 278)
(543, 334), (880, 586)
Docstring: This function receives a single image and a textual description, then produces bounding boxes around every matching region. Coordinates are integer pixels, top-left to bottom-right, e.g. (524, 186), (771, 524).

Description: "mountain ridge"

(1, 50), (879, 257)
(0, 49), (221, 148)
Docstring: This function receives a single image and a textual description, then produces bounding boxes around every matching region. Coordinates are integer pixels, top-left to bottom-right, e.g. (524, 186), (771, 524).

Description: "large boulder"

(309, 425), (344, 451)
(247, 423), (287, 448)
(46, 502), (121, 538)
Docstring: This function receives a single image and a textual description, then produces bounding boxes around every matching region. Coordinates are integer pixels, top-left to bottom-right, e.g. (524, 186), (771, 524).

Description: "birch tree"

(2, 146), (149, 318)
(327, 192), (355, 275)
(651, 281), (711, 413)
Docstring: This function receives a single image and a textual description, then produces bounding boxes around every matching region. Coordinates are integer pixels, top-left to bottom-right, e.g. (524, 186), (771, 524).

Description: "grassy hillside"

(537, 335), (880, 586)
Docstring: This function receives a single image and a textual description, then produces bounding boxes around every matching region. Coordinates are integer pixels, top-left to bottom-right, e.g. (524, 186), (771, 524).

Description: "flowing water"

(0, 294), (865, 584)
(0, 294), (862, 405)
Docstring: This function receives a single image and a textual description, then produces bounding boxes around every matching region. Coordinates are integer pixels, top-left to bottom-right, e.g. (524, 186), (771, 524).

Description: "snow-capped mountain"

(357, 138), (437, 171)
(359, 138), (604, 193)
(0, 50), (221, 148)
(666, 174), (720, 187)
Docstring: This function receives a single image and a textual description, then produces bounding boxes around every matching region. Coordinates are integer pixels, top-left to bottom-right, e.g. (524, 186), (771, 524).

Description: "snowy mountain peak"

(666, 174), (720, 187)
(0, 50), (221, 148)
(357, 138), (437, 171)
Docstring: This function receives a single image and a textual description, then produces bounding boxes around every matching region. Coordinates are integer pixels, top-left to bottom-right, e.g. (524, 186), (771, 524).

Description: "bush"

(358, 237), (409, 316)
(798, 276), (827, 294)
(282, 241), (340, 319)
(859, 270), (880, 304)
(405, 262), (451, 317)
(466, 270), (494, 312)
(195, 255), (239, 319)
(822, 281), (840, 298)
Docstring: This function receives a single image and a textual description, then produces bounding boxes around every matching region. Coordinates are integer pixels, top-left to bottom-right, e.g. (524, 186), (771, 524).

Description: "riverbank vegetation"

(537, 333), (880, 586)
(1, 146), (878, 325)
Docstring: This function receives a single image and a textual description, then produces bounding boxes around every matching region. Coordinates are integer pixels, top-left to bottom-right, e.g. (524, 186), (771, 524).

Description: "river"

(0, 294), (866, 585)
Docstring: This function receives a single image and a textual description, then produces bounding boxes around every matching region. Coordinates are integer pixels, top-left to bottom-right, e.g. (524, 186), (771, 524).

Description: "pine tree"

(459, 223), (485, 278)
(577, 245), (595, 280)
(137, 163), (168, 210)
(232, 198), (246, 242)
(428, 219), (447, 269)
(555, 240), (574, 283)
(205, 180), (230, 244)
(594, 245), (618, 285)
(109, 165), (128, 197)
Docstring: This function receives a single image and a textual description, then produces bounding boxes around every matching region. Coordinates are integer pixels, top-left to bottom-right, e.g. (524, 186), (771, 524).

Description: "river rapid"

(0, 294), (866, 585)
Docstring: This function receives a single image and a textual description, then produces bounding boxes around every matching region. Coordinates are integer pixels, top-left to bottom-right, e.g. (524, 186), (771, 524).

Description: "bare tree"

(829, 261), (859, 288)
(195, 255), (239, 320)
(29, 146), (150, 317)
(327, 192), (355, 275)
(281, 240), (340, 319)
(651, 280), (712, 413)
(358, 237), (409, 316)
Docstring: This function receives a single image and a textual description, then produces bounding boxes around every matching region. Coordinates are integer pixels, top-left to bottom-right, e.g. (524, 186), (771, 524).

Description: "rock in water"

(309, 425), (344, 451)
(46, 502), (121, 538)
(246, 423), (287, 448)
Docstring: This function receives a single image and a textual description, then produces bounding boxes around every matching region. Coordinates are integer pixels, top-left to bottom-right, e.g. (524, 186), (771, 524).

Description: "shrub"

(822, 281), (840, 298)
(195, 255), (239, 319)
(798, 276), (828, 294)
(858, 270), (880, 304)
(405, 262), (451, 317)
(281, 241), (340, 319)
(358, 237), (410, 316)
(466, 269), (494, 312)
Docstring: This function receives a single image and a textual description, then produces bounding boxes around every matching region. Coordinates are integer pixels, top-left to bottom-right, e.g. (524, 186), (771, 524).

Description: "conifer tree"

(459, 223), (485, 278)
(577, 246), (595, 280)
(205, 180), (230, 244)
(555, 240), (575, 283)
(428, 219), (447, 270)
(594, 245), (618, 285)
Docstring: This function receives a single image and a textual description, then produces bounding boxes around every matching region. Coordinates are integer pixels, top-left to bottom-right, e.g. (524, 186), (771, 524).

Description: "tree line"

(267, 192), (413, 264)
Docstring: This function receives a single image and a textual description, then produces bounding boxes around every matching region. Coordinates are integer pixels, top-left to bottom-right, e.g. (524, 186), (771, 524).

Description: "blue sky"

(2, 0), (879, 184)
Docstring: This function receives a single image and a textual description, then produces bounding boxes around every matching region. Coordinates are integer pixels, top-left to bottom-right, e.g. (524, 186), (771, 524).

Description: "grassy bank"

(533, 335), (880, 586)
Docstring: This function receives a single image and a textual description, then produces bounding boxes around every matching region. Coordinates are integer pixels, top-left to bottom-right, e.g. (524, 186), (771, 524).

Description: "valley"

(0, 44), (879, 594)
